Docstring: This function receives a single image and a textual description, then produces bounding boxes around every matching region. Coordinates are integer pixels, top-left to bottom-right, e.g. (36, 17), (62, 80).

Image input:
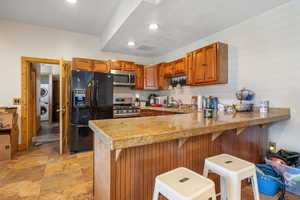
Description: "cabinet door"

(174, 58), (185, 75)
(192, 48), (206, 84)
(72, 58), (94, 71)
(94, 60), (110, 73)
(204, 44), (217, 81)
(164, 62), (175, 77)
(185, 53), (194, 85)
(158, 63), (168, 90)
(110, 60), (122, 70)
(122, 61), (135, 71)
(135, 65), (144, 90)
(144, 65), (158, 89)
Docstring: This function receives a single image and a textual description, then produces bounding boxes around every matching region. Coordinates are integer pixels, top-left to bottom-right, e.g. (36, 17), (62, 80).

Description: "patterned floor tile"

(0, 142), (299, 200)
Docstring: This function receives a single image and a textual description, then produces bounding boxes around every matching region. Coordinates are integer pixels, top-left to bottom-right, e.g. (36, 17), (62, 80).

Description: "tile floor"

(0, 142), (299, 200)
(32, 122), (59, 143)
(0, 142), (93, 200)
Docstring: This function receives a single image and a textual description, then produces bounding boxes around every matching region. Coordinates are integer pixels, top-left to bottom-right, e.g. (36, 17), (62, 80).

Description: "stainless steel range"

(113, 97), (140, 118)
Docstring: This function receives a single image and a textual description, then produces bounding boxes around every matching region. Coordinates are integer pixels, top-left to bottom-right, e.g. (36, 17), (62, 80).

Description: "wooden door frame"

(21, 57), (60, 150)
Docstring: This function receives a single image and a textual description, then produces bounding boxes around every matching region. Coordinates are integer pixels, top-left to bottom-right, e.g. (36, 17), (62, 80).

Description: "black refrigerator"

(70, 70), (113, 153)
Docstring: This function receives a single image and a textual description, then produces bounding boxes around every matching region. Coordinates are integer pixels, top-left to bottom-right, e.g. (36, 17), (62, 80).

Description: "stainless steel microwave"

(110, 70), (136, 86)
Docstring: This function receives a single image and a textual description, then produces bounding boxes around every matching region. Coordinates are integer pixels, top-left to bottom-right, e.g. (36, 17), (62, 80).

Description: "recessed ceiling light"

(128, 41), (135, 46)
(66, 0), (77, 4)
(149, 23), (159, 30)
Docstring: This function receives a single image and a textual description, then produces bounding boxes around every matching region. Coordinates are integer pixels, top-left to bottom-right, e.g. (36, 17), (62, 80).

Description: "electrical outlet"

(13, 98), (21, 105)
(269, 142), (277, 153)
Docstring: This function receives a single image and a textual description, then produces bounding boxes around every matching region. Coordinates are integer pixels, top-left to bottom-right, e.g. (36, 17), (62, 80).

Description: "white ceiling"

(102, 0), (292, 57)
(0, 0), (121, 35)
(0, 0), (292, 57)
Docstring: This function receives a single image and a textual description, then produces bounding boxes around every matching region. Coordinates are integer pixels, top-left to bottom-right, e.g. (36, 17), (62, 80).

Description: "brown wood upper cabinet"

(72, 58), (94, 71)
(94, 60), (110, 73)
(144, 65), (158, 90)
(72, 58), (110, 73)
(185, 52), (194, 85)
(110, 60), (136, 71)
(164, 62), (175, 77)
(158, 63), (168, 90)
(174, 58), (186, 75)
(110, 60), (123, 71)
(187, 42), (228, 85)
(122, 61), (136, 71)
(135, 64), (144, 90)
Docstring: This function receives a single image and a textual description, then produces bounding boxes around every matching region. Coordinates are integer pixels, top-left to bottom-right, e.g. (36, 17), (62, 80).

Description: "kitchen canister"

(260, 101), (270, 113)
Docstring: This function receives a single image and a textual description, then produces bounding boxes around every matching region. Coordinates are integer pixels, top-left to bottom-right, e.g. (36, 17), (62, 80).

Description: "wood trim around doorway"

(21, 57), (60, 150)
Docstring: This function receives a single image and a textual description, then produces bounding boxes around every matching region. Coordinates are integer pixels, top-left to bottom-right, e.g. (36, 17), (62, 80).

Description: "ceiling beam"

(98, 0), (144, 50)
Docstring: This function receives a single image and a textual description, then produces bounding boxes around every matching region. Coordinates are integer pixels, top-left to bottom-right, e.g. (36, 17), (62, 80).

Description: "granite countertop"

(89, 108), (290, 150)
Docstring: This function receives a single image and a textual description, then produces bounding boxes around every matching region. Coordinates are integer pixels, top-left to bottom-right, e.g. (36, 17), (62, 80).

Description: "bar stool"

(203, 154), (260, 200)
(153, 167), (216, 200)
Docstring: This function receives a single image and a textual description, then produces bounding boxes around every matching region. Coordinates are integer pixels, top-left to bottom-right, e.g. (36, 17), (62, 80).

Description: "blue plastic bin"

(256, 164), (283, 196)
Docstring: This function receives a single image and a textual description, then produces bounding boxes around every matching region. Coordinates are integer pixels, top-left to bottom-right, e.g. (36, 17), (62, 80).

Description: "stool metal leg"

(250, 175), (260, 200)
(220, 176), (227, 200)
(203, 165), (209, 177)
(211, 187), (217, 200)
(228, 177), (241, 200)
(152, 184), (160, 200)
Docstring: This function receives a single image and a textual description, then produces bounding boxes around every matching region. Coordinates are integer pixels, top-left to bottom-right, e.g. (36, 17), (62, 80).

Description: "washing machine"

(40, 84), (50, 121)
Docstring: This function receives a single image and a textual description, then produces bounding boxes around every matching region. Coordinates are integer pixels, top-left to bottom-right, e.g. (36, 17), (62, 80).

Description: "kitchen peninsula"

(89, 108), (290, 200)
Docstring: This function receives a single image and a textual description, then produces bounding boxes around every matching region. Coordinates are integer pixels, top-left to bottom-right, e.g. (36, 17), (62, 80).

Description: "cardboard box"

(0, 134), (11, 161)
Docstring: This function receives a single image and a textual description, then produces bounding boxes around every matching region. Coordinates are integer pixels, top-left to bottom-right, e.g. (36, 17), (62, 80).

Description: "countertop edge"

(89, 121), (114, 149)
(90, 108), (290, 151)
(110, 112), (290, 150)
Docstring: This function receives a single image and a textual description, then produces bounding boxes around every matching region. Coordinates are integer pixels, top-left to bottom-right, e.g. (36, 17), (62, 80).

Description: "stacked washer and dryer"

(40, 84), (50, 121)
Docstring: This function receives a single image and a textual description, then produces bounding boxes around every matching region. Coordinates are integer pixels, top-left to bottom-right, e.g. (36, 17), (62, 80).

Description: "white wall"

(0, 19), (154, 107)
(154, 1), (300, 152)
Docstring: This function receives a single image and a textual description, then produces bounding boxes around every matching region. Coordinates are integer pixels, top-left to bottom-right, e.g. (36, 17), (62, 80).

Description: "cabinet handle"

(202, 64), (207, 66)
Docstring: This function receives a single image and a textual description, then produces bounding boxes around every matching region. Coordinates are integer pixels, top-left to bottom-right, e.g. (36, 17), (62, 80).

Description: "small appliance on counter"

(147, 93), (158, 105)
(233, 88), (255, 112)
(202, 96), (219, 118)
(113, 96), (140, 118)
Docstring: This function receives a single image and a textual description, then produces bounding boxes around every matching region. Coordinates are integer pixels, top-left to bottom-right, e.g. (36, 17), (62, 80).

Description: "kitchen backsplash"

(113, 87), (150, 100)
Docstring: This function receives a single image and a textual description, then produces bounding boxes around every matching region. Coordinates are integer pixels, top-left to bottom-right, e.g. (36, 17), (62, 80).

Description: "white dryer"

(40, 84), (50, 121)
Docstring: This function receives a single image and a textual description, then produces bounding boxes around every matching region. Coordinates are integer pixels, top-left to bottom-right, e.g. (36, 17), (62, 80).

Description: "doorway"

(21, 57), (71, 154)
(31, 63), (60, 144)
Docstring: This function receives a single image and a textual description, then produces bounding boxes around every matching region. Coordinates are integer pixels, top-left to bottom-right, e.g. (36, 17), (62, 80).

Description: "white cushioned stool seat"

(153, 167), (216, 200)
(203, 154), (260, 200)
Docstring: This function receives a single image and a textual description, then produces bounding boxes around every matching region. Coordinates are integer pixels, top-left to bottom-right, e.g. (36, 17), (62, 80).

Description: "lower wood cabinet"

(144, 65), (158, 90)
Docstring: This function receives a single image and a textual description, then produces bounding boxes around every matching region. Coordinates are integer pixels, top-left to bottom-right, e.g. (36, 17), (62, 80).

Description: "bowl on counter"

(233, 103), (254, 112)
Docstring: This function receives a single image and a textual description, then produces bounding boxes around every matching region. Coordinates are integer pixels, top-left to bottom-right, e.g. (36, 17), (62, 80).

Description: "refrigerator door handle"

(95, 80), (99, 107)
(86, 80), (95, 107)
